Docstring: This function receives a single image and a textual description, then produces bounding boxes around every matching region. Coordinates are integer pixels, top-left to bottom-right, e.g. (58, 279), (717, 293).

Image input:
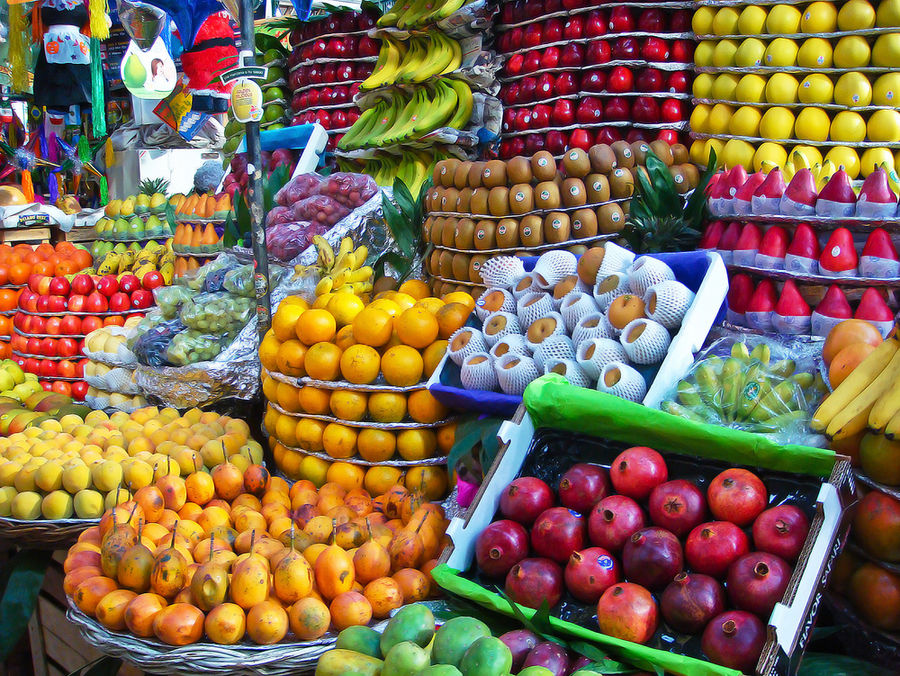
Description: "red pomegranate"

(522, 642), (570, 676)
(752, 505), (810, 562)
(609, 446), (668, 500)
(648, 479), (707, 537)
(564, 547), (621, 603)
(531, 507), (587, 563)
(707, 468), (768, 526)
(558, 463), (611, 514)
(475, 520), (530, 578)
(685, 521), (751, 579)
(500, 477), (556, 525)
(499, 629), (539, 671)
(852, 491), (900, 562)
(660, 572), (726, 634)
(588, 495), (647, 552)
(622, 527), (684, 591)
(701, 611), (766, 672)
(596, 583), (659, 644)
(726, 552), (792, 618)
(505, 558), (564, 609)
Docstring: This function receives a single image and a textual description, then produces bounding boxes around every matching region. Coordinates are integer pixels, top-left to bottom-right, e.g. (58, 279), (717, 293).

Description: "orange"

(352, 308), (393, 347)
(357, 429), (397, 463)
(422, 340), (448, 377)
(437, 422), (456, 453)
(823, 319), (884, 366)
(395, 307), (440, 349)
(8, 263), (30, 285)
(0, 289), (16, 312)
(329, 391), (368, 422)
(272, 304), (306, 342)
(368, 299), (401, 317)
(442, 291), (475, 311)
(405, 466), (448, 501)
(415, 297), (444, 314)
(260, 333), (282, 374)
(322, 423), (358, 459)
(281, 295), (310, 310)
(296, 309), (336, 345)
(340, 344), (381, 384)
(397, 429), (438, 461)
(304, 343), (343, 381)
(407, 390), (449, 424)
(829, 343), (877, 387)
(367, 392), (407, 423)
(380, 346), (424, 387)
(298, 387), (331, 415)
(0, 315), (11, 336)
(326, 462), (365, 492)
(607, 294), (646, 330)
(398, 279), (431, 300)
(364, 466), (403, 496)
(435, 303), (471, 339)
(296, 419), (327, 452)
(335, 325), (356, 351)
(275, 340), (308, 377)
(327, 294), (365, 327)
(391, 292), (417, 311)
(275, 382), (303, 413)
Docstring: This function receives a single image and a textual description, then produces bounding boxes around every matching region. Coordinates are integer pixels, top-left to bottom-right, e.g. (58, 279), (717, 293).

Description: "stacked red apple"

(497, 1), (693, 159)
(287, 11), (378, 151)
(474, 447), (810, 673)
(10, 273), (154, 399)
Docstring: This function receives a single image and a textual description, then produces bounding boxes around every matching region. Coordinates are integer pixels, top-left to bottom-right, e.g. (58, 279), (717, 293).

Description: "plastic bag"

(320, 172), (378, 208)
(291, 195), (350, 226)
(165, 329), (233, 366)
(203, 258), (243, 293)
(275, 173), (322, 207)
(127, 310), (166, 349)
(153, 285), (196, 319)
(266, 205), (294, 227)
(223, 264), (285, 298)
(179, 292), (254, 333)
(265, 221), (330, 262)
(658, 333), (828, 445)
(132, 318), (186, 367)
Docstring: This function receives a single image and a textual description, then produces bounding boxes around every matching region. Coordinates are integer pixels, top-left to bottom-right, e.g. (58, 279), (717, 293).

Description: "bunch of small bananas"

(97, 240), (175, 283)
(377, 0), (470, 28)
(294, 236), (373, 296)
(361, 33), (461, 91)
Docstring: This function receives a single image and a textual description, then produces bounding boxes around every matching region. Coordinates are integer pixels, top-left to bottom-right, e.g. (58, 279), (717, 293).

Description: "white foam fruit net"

(627, 256), (676, 296)
(644, 280), (694, 329)
(460, 352), (499, 391)
(533, 250), (578, 289)
(482, 311), (522, 346)
(576, 337), (628, 379)
(478, 256), (527, 288)
(495, 353), (541, 395)
(447, 327), (489, 366)
(597, 361), (647, 402)
(532, 334), (576, 370)
(620, 318), (672, 365)
(544, 358), (592, 388)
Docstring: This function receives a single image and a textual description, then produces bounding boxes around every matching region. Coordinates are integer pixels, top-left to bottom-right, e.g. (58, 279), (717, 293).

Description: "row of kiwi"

(423, 203), (627, 251)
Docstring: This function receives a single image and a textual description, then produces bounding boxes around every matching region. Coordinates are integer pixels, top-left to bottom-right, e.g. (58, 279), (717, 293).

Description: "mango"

(336, 625), (382, 658)
(521, 668), (556, 676)
(419, 667), (463, 676)
(459, 636), (513, 676)
(382, 641), (429, 676)
(432, 617), (491, 667)
(314, 649), (383, 676)
(380, 603), (435, 655)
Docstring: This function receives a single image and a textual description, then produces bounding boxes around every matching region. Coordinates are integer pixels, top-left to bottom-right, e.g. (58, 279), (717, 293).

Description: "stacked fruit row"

(287, 11), (378, 151)
(423, 142), (696, 295)
(496, 1), (694, 159)
(691, 0), (900, 173)
(63, 460), (445, 645)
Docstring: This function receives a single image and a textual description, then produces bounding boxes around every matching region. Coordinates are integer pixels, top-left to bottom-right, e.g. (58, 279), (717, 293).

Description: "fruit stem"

(754, 562), (770, 578)
(722, 619), (737, 636)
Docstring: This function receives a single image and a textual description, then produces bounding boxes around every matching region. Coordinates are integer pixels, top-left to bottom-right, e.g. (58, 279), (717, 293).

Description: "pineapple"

(139, 177), (170, 196)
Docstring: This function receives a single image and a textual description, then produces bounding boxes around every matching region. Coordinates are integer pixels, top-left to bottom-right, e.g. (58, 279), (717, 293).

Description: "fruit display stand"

(432, 375), (853, 675)
(495, 0), (694, 158)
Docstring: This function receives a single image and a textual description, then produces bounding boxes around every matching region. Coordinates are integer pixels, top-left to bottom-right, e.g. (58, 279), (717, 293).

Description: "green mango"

(418, 666), (463, 676)
(459, 637), (512, 676)
(380, 604), (435, 655)
(431, 617), (491, 667)
(336, 626), (382, 659)
(314, 649), (382, 676)
(381, 641), (429, 676)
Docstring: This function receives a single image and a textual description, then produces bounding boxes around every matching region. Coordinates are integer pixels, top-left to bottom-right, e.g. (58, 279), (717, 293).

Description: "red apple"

(39, 339), (57, 357)
(582, 69), (608, 92)
(120, 275), (141, 295)
(75, 359), (86, 377)
(503, 108), (517, 132)
(71, 381), (88, 401)
(541, 47), (561, 69)
(667, 71), (690, 93)
(560, 43), (584, 67)
(670, 10), (691, 32)
(536, 72), (556, 98)
(661, 99), (684, 122)
(67, 272), (91, 296)
(49, 276), (70, 296)
(627, 128), (650, 144)
(546, 130), (568, 155)
(109, 292), (131, 313)
(51, 381), (71, 397)
(562, 0), (584, 11)
(81, 316), (103, 334)
(605, 97), (631, 121)
(642, 37), (670, 62)
(130, 290), (154, 310)
(564, 16), (584, 40)
(544, 0), (562, 13)
(520, 76), (538, 102)
(523, 24), (543, 48)
(543, 18), (563, 42)
(40, 381), (53, 391)
(508, 27), (525, 50)
(577, 97), (604, 124)
(57, 338), (78, 358)
(657, 129), (679, 145)
(612, 37), (640, 60)
(607, 66), (634, 93)
(523, 51), (542, 74)
(551, 99), (576, 126)
(60, 315), (82, 336)
(24, 357), (40, 374)
(515, 108), (533, 131)
(13, 356), (26, 369)
(13, 313), (25, 331)
(672, 41), (693, 62)
(532, 104), (552, 128)
(503, 83), (521, 105)
(525, 133), (548, 155)
(638, 8), (665, 32)
(633, 96), (662, 123)
(525, 0), (542, 19)
(85, 292), (109, 314)
(586, 40), (611, 65)
(67, 295), (86, 312)
(104, 316), (125, 327)
(507, 53), (525, 76)
(96, 275), (118, 297)
(569, 129), (593, 151)
(637, 68), (665, 92)
(358, 36), (379, 57)
(47, 295), (67, 313)
(609, 6), (635, 32)
(555, 72), (579, 95)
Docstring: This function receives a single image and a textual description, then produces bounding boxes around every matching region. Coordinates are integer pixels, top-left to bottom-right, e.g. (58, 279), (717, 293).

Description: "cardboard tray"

(433, 376), (854, 676)
(426, 250), (729, 416)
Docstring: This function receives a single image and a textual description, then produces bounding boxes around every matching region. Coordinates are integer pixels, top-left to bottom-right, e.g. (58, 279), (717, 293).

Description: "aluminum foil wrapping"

(292, 191), (389, 267)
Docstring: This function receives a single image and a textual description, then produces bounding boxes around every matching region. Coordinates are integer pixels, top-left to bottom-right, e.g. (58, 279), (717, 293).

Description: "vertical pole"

(238, 0), (272, 337)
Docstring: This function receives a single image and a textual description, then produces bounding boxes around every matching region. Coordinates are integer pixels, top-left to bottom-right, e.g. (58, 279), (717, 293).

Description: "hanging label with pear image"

(230, 79), (264, 123)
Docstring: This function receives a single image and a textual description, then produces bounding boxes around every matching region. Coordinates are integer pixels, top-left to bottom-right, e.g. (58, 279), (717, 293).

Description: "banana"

(415, 80), (458, 135)
(397, 0), (432, 28)
(314, 235), (335, 269)
(97, 253), (120, 275)
(432, 0), (468, 21)
(718, 357), (743, 422)
(883, 406), (900, 439)
(811, 332), (900, 432)
(348, 266), (374, 283)
(315, 277), (334, 296)
(384, 89), (428, 143)
(444, 77), (474, 130)
(339, 104), (382, 150)
(826, 344), (900, 440)
(369, 93), (407, 145)
(439, 33), (462, 75)
(395, 38), (426, 84)
(337, 237), (354, 260)
(360, 38), (405, 91)
(409, 35), (454, 83)
(353, 245), (369, 266)
(869, 378), (900, 433)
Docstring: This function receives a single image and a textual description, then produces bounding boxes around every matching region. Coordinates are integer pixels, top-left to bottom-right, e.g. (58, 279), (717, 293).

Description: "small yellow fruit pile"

(0, 407), (260, 521)
(65, 461), (445, 646)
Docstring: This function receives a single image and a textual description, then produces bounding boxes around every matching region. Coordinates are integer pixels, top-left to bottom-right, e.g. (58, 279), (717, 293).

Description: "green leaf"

(393, 178), (416, 223)
(478, 420), (502, 473)
(263, 165), (290, 214)
(383, 199), (415, 258)
(223, 212), (241, 248)
(0, 549), (52, 660)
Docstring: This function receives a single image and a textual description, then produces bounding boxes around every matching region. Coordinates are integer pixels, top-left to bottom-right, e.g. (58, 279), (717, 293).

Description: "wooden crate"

(0, 226), (53, 245)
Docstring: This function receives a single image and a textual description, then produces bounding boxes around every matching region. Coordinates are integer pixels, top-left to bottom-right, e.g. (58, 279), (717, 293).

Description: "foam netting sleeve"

(478, 256), (526, 289)
(620, 318), (672, 365)
(544, 358), (592, 388)
(532, 334), (576, 370)
(447, 327), (489, 366)
(627, 256), (676, 296)
(481, 311), (522, 346)
(560, 292), (599, 333)
(596, 242), (636, 280)
(576, 337), (629, 380)
(597, 361), (647, 402)
(511, 272), (541, 301)
(495, 353), (541, 396)
(489, 333), (530, 359)
(571, 312), (614, 348)
(524, 311), (566, 353)
(532, 250), (578, 289)
(516, 292), (554, 328)
(593, 272), (631, 312)
(460, 352), (499, 391)
(474, 288), (516, 322)
(644, 280), (695, 330)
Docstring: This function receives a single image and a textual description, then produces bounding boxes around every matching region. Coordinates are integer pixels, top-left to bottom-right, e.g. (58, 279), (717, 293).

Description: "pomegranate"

(596, 583), (659, 644)
(500, 477), (555, 525)
(499, 629), (539, 671)
(588, 495), (647, 552)
(622, 527), (683, 591)
(752, 505), (810, 561)
(707, 468), (768, 526)
(648, 479), (707, 537)
(505, 558), (564, 609)
(726, 552), (792, 618)
(475, 520), (530, 577)
(568, 656), (592, 672)
(685, 521), (750, 579)
(564, 547), (621, 603)
(660, 572), (726, 634)
(701, 611), (766, 672)
(558, 463), (611, 513)
(531, 507), (587, 563)
(853, 491), (900, 562)
(522, 642), (570, 676)
(609, 446), (668, 500)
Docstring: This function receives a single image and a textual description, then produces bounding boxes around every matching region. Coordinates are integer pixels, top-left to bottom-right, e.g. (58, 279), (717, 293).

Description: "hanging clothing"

(33, 0), (93, 108)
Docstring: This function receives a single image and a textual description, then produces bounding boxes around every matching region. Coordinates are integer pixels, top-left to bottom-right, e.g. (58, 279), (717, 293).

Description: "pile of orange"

(0, 242), (92, 286)
(823, 319), (885, 388)
(64, 460), (445, 646)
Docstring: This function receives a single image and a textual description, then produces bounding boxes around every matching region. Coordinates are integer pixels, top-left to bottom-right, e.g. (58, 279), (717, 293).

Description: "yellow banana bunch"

(311, 236), (373, 297)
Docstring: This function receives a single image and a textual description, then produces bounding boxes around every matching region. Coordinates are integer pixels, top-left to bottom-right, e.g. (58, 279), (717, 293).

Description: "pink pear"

(745, 279), (778, 332)
(772, 280), (811, 335)
(699, 220), (726, 249)
(716, 221), (743, 264)
(755, 226), (790, 270)
(732, 173), (766, 216)
(781, 168), (818, 216)
(819, 227), (858, 277)
(860, 228), (900, 278)
(856, 168), (898, 218)
(855, 288), (895, 338)
(733, 223), (763, 266)
(707, 172), (731, 216)
(816, 170), (857, 217)
(784, 224), (821, 274)
(751, 169), (786, 216)
(726, 273), (755, 326)
(811, 285), (853, 337)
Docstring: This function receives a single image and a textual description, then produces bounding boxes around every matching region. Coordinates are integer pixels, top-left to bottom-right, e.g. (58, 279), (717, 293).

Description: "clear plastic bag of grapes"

(223, 264), (285, 298)
(164, 329), (232, 366)
(127, 310), (166, 350)
(275, 173), (322, 207)
(291, 195), (350, 227)
(132, 318), (186, 367)
(203, 257), (243, 293)
(320, 172), (378, 208)
(179, 292), (254, 334)
(153, 286), (196, 319)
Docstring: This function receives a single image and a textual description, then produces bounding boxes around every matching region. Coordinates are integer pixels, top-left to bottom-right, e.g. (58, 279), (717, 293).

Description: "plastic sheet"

(131, 318), (185, 367)
(179, 292), (254, 334)
(153, 285), (196, 319)
(166, 330), (235, 366)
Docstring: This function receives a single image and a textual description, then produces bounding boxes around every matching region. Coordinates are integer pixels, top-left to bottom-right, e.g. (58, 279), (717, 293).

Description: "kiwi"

(470, 188), (489, 216)
(471, 285), (486, 299)
(649, 139), (675, 166)
(531, 151), (557, 182)
(496, 218), (520, 248)
(482, 160), (508, 189)
(439, 282), (454, 296)
(609, 168), (635, 199)
(457, 187), (473, 213)
(571, 208), (598, 239)
(562, 178), (587, 208)
(611, 140), (635, 169)
(597, 203), (626, 234)
(630, 141), (651, 166)
(621, 201), (630, 216)
(544, 212), (571, 244)
(441, 187), (460, 212)
(441, 159), (459, 187)
(520, 214), (544, 247)
(452, 252), (471, 280)
(534, 181), (561, 210)
(422, 217), (433, 243)
(569, 244), (587, 256)
(432, 161), (445, 188)
(507, 156), (532, 184)
(509, 183), (535, 214)
(669, 165), (691, 194)
(428, 249), (442, 275)
(589, 144), (617, 174)
(563, 148), (591, 178)
(455, 218), (476, 249)
(585, 174), (611, 204)
(429, 187), (444, 211)
(442, 217), (459, 247)
(468, 161), (486, 188)
(430, 217), (445, 244)
(469, 254), (489, 283)
(454, 161), (473, 190)
(439, 251), (455, 277)
(474, 220), (497, 250)
(488, 187), (511, 216)
(681, 163), (700, 189)
(670, 143), (690, 164)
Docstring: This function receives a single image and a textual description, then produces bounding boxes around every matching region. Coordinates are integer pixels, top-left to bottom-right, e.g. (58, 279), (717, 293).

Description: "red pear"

(732, 173), (766, 216)
(745, 280), (778, 332)
(751, 169), (786, 216)
(819, 228), (858, 277)
(733, 224), (763, 266)
(716, 221), (743, 264)
(855, 288), (895, 338)
(816, 170), (857, 217)
(781, 168), (818, 216)
(784, 224), (820, 274)
(860, 228), (900, 278)
(726, 273), (755, 326)
(755, 226), (790, 270)
(857, 168), (899, 218)
(772, 280), (811, 335)
(699, 220), (726, 249)
(811, 285), (853, 337)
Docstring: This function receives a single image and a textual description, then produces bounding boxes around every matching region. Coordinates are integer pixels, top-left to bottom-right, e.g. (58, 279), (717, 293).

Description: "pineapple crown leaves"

(139, 177), (170, 196)
(623, 148), (717, 254)
(377, 175), (433, 282)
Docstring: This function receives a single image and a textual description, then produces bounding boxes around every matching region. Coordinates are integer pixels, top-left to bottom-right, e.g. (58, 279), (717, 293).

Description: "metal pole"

(238, 0), (272, 337)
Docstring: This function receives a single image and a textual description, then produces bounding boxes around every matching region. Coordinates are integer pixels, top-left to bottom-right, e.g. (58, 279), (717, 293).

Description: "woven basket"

(0, 516), (98, 549)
